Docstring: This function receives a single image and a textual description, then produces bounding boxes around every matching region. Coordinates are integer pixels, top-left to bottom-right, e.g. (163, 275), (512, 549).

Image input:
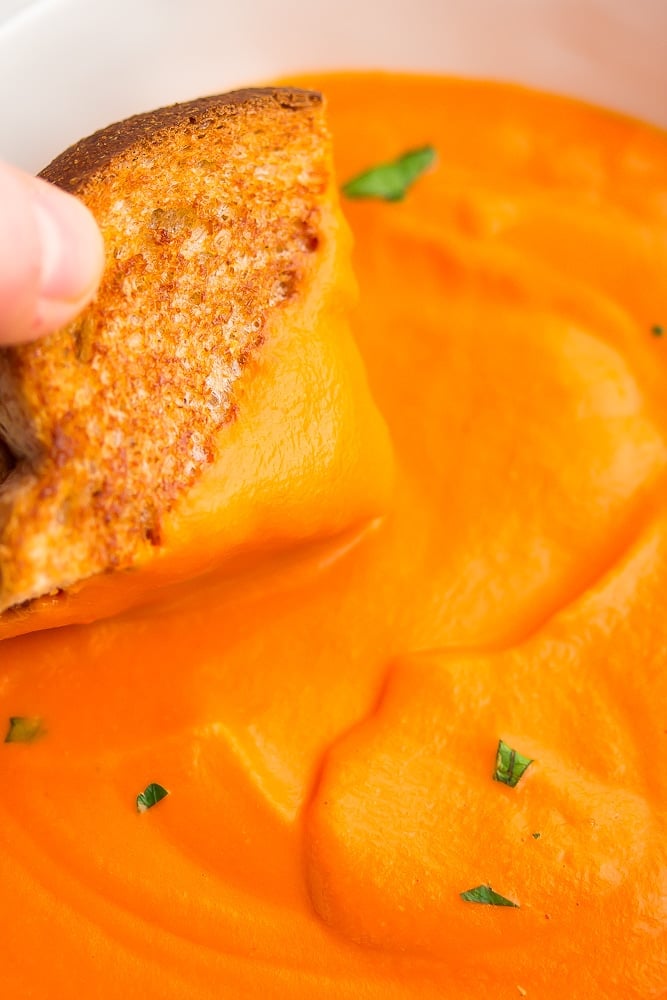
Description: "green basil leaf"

(460, 884), (519, 907)
(4, 716), (45, 743)
(342, 146), (436, 202)
(493, 739), (533, 787)
(136, 782), (169, 813)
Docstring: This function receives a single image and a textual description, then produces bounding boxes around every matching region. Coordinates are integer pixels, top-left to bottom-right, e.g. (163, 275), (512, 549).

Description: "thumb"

(0, 159), (104, 345)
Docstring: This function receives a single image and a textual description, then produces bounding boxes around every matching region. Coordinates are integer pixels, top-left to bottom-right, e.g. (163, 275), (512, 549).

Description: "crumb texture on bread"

(0, 88), (330, 612)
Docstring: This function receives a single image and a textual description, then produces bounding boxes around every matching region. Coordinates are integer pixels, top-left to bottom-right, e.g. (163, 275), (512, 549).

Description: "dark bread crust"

(41, 88), (322, 192)
(0, 86), (331, 611)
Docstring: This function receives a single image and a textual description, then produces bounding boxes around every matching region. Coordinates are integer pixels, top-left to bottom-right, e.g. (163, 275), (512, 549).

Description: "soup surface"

(1, 74), (666, 998)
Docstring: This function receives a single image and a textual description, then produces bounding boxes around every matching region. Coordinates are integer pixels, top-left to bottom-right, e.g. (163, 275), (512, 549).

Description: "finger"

(0, 160), (104, 345)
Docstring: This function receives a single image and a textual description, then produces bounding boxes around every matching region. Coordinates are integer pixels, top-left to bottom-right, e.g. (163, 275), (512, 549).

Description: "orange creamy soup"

(1, 74), (666, 998)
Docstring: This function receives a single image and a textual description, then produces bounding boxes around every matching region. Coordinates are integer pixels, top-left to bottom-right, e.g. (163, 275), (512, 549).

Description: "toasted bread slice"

(0, 88), (393, 633)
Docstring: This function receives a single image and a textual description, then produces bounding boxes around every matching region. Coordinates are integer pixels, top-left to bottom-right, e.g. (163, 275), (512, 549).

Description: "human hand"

(0, 159), (104, 345)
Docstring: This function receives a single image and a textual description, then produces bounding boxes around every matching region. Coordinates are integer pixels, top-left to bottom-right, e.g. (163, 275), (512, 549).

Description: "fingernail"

(31, 176), (104, 308)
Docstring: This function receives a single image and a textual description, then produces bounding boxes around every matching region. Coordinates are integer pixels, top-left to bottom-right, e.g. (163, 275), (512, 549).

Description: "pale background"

(0, 0), (33, 19)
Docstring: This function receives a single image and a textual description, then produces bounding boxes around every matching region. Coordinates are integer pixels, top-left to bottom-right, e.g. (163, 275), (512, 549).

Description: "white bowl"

(0, 0), (665, 173)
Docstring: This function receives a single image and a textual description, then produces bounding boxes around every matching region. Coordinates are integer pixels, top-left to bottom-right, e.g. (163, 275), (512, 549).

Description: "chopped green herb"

(532, 832), (541, 840)
(4, 716), (45, 743)
(493, 739), (533, 787)
(136, 782), (169, 813)
(651, 324), (664, 337)
(460, 884), (519, 907)
(342, 146), (436, 202)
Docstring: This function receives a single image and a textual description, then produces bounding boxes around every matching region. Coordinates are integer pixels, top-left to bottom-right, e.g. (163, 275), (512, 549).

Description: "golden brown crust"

(40, 89), (322, 191)
(0, 87), (331, 611)
(0, 440), (13, 485)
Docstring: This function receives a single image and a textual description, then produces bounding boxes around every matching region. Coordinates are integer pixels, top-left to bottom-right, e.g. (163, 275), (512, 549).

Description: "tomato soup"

(0, 74), (665, 998)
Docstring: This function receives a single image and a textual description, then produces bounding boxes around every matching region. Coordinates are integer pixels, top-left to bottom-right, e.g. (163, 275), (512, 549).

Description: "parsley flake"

(4, 716), (45, 743)
(136, 782), (169, 813)
(460, 884), (519, 907)
(493, 739), (533, 787)
(342, 146), (436, 202)
(651, 324), (664, 337)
